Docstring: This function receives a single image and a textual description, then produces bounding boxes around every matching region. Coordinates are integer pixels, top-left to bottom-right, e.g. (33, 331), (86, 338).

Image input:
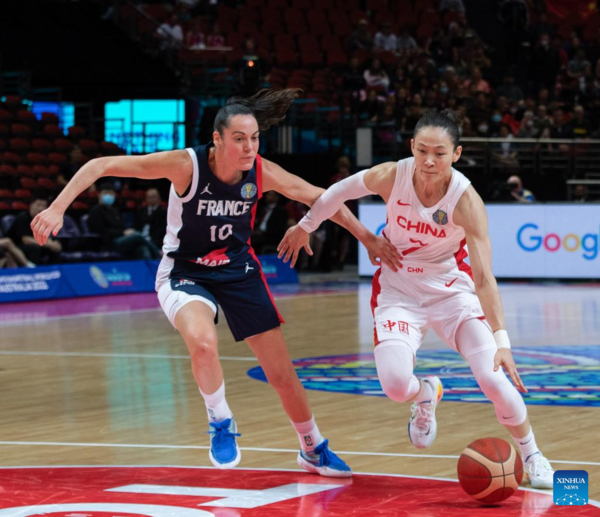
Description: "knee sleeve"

(374, 342), (420, 403)
(466, 347), (527, 426)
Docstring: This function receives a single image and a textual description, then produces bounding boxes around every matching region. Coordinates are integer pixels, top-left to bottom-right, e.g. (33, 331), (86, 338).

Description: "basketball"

(457, 437), (523, 504)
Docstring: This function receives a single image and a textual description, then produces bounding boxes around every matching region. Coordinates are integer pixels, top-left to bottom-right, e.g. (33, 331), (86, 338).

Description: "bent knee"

(379, 375), (417, 403)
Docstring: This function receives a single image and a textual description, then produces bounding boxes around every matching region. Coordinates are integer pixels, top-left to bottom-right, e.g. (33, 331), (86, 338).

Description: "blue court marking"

(247, 346), (600, 407)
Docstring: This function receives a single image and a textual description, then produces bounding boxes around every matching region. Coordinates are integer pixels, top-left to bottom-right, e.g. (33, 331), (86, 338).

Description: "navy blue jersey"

(162, 143), (263, 269)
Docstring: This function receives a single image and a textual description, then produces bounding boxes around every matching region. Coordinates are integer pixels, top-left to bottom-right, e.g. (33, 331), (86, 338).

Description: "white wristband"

(493, 329), (511, 350)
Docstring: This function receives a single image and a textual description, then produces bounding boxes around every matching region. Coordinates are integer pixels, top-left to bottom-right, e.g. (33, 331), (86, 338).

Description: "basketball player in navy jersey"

(279, 111), (554, 488)
(31, 88), (401, 478)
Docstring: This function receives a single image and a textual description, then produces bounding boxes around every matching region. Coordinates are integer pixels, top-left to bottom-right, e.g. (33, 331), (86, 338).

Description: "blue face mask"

(101, 193), (116, 206)
(492, 114), (502, 123)
(439, 86), (449, 95)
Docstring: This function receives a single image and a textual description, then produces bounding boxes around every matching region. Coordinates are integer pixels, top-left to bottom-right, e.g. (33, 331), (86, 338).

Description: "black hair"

(98, 182), (115, 192)
(413, 109), (462, 149)
(213, 88), (302, 134)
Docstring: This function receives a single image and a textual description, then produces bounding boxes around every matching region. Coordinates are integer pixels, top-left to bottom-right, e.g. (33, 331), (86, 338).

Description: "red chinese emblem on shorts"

(381, 320), (409, 334)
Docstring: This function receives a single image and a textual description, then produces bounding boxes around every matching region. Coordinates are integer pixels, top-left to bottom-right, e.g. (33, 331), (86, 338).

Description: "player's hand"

(31, 206), (64, 245)
(494, 349), (527, 393)
(364, 234), (402, 272)
(277, 224), (311, 268)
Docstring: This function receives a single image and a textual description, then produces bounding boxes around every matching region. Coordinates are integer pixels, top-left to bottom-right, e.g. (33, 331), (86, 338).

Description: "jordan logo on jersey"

(201, 183), (212, 195)
(397, 215), (447, 238)
(193, 247), (231, 267)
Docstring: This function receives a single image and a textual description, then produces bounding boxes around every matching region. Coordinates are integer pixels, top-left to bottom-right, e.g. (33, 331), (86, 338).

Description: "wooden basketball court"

(0, 280), (598, 510)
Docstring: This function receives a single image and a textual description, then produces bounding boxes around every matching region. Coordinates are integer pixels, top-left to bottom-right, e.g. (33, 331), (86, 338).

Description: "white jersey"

(381, 157), (472, 279)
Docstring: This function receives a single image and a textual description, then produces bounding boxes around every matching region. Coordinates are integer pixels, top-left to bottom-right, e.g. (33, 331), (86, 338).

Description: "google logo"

(517, 223), (598, 260)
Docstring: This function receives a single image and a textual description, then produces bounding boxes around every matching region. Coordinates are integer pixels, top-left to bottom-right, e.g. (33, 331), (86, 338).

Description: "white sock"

(415, 378), (434, 403)
(514, 429), (540, 462)
(199, 382), (233, 423)
(292, 416), (324, 454)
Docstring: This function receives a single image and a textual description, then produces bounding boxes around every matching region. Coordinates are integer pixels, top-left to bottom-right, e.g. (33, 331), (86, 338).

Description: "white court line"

(0, 351), (257, 361)
(0, 441), (598, 466)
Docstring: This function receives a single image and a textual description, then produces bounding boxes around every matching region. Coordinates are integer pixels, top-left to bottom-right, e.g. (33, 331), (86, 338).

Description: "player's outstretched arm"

(31, 150), (192, 245)
(454, 186), (527, 393)
(262, 158), (400, 269)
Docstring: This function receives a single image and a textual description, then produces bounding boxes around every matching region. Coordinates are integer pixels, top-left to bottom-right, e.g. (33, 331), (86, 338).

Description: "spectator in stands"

(88, 183), (161, 259)
(571, 105), (592, 138)
(517, 111), (538, 138)
(57, 146), (86, 187)
(507, 174), (535, 203)
(360, 89), (383, 122)
(250, 191), (288, 255)
(374, 22), (397, 52)
(135, 188), (167, 250)
(364, 58), (390, 93)
(568, 49), (591, 80)
(8, 196), (62, 265)
(397, 28), (418, 56)
(492, 124), (520, 169)
(348, 19), (372, 53)
(207, 22), (225, 47)
(496, 74), (524, 103)
(550, 108), (574, 139)
(186, 19), (206, 50)
(464, 66), (491, 94)
(533, 33), (560, 90)
(157, 14), (184, 50)
(440, 0), (466, 12)
(572, 184), (589, 202)
(0, 237), (34, 269)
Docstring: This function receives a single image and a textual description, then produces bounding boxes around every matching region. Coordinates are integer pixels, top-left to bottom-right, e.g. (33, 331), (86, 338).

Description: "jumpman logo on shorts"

(245, 262), (254, 273)
(201, 183), (212, 195)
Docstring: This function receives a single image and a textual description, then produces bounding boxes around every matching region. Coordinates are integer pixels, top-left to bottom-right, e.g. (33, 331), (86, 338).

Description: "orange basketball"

(457, 437), (523, 504)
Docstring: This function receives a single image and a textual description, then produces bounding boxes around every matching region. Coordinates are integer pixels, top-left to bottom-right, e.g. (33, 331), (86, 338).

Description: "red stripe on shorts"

(371, 267), (382, 346)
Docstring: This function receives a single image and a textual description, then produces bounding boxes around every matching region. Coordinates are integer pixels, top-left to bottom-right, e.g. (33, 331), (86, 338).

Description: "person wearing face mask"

(87, 183), (161, 259)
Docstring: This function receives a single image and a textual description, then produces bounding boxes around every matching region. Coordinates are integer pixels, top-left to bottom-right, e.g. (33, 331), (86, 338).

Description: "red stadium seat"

(301, 50), (324, 68)
(321, 34), (343, 52)
(33, 165), (50, 177)
(246, 0), (267, 8)
(0, 109), (12, 122)
(17, 165), (34, 177)
(336, 0), (359, 10)
(11, 201), (29, 210)
(367, 0), (388, 11)
(350, 10), (369, 24)
(4, 95), (23, 110)
(374, 10), (394, 26)
(9, 138), (31, 152)
(26, 152), (47, 164)
(54, 138), (75, 152)
(287, 21), (309, 36)
(238, 19), (258, 36)
(261, 18), (281, 36)
(0, 164), (17, 176)
(261, 7), (282, 24)
(415, 0), (436, 10)
(14, 189), (31, 199)
(328, 9), (350, 25)
(333, 21), (353, 37)
(3, 151), (22, 164)
(100, 141), (121, 155)
(327, 50), (349, 66)
(417, 22), (435, 40)
(17, 110), (37, 123)
(37, 177), (57, 189)
(79, 139), (100, 154)
(11, 123), (32, 136)
(299, 34), (320, 52)
(0, 138), (6, 151)
(32, 138), (53, 152)
(275, 34), (297, 51)
(292, 0), (312, 8)
(44, 124), (63, 138)
(276, 49), (300, 67)
(0, 189), (14, 199)
(0, 124), (9, 135)
(20, 177), (37, 189)
(41, 112), (59, 124)
(307, 10), (327, 25)
(48, 152), (68, 164)
(377, 49), (399, 68)
(71, 201), (90, 210)
(284, 7), (305, 25)
(420, 11), (441, 27)
(48, 164), (61, 176)
(239, 6), (260, 22)
(0, 201), (10, 210)
(268, 0), (288, 9)
(68, 125), (86, 138)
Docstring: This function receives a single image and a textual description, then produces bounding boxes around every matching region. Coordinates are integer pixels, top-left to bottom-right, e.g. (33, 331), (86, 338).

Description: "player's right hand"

(31, 206), (64, 245)
(277, 224), (312, 268)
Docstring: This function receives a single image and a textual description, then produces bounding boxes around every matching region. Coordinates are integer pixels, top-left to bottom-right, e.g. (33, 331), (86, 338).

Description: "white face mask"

(478, 124), (489, 133)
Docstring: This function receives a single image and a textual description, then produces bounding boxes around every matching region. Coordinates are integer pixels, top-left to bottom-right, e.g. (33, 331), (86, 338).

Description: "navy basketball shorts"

(158, 260), (284, 342)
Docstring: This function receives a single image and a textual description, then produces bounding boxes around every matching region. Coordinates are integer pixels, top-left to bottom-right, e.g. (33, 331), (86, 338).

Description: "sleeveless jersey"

(156, 143), (262, 289)
(382, 157), (471, 274)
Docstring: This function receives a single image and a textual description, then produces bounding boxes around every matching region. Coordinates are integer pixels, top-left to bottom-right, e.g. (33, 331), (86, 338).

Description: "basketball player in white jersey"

(30, 88), (401, 478)
(278, 111), (554, 489)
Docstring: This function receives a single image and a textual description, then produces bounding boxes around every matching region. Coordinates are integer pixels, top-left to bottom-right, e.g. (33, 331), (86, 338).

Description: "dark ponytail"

(214, 88), (302, 134)
(413, 109), (462, 149)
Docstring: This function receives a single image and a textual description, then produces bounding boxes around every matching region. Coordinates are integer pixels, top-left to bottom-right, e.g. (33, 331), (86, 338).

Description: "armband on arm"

(298, 170), (375, 233)
(493, 329), (511, 350)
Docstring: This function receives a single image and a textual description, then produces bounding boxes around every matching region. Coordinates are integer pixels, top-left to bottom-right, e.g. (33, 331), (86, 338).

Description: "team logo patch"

(0, 466), (561, 515)
(241, 183), (257, 199)
(432, 209), (448, 225)
(248, 346), (600, 406)
(377, 319), (410, 335)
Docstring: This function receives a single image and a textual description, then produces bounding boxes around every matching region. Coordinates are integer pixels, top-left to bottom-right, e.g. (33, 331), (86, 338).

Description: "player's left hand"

(494, 349), (527, 393)
(277, 224), (311, 268)
(364, 234), (402, 272)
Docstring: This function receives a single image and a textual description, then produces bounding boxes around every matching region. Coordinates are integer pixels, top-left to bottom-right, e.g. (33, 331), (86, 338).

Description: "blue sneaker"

(297, 439), (352, 478)
(208, 418), (241, 469)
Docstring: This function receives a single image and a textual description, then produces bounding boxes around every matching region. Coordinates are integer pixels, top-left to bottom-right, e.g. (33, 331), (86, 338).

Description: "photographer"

(507, 175), (535, 203)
